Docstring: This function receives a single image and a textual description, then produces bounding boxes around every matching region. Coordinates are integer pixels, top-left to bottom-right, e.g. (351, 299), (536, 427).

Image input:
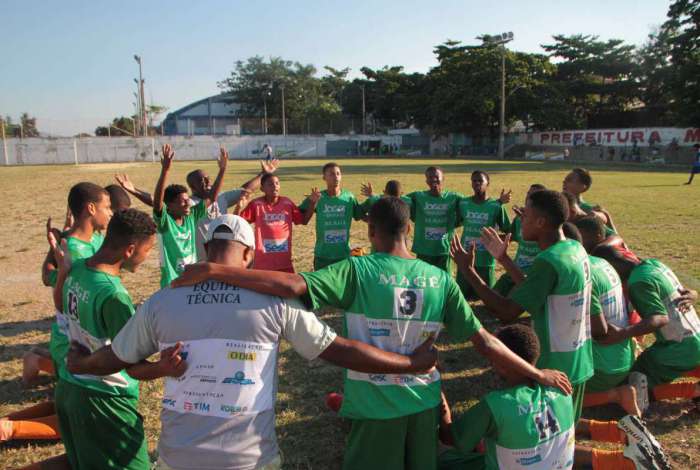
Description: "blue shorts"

(692, 163), (700, 174)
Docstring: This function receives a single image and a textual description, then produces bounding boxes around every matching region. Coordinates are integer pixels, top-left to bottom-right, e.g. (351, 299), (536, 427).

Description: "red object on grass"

(325, 392), (343, 412)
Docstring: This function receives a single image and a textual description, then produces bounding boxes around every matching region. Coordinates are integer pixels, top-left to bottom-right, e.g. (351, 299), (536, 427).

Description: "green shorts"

(313, 256), (347, 271)
(438, 449), (485, 470)
(586, 370), (630, 393)
(493, 272), (515, 297)
(632, 346), (698, 388)
(416, 253), (452, 273)
(457, 266), (495, 301)
(55, 379), (150, 470)
(572, 382), (586, 424)
(343, 407), (439, 470)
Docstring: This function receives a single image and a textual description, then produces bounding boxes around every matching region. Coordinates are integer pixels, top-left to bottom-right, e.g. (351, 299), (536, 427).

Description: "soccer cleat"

(629, 372), (649, 414)
(618, 415), (671, 470)
(623, 441), (660, 470)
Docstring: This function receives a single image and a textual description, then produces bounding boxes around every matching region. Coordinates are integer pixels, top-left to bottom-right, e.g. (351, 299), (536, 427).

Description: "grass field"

(1, 157), (699, 469)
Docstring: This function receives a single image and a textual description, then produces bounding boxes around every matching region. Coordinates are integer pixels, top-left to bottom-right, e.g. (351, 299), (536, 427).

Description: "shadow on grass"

(0, 318), (53, 338)
(0, 341), (50, 363)
(0, 378), (55, 407)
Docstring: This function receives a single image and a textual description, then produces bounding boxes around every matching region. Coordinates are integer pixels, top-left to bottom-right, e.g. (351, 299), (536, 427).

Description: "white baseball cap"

(205, 214), (255, 249)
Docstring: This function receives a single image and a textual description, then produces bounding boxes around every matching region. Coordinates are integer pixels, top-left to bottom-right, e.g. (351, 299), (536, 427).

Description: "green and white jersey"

(451, 384), (574, 470)
(49, 232), (105, 384)
(60, 259), (139, 398)
(405, 190), (461, 256)
(510, 217), (540, 271)
(511, 240), (594, 385)
(154, 201), (207, 288)
(300, 253), (482, 420)
(458, 196), (510, 267)
(579, 198), (595, 212)
(589, 256), (634, 375)
(299, 189), (364, 260)
(628, 259), (700, 368)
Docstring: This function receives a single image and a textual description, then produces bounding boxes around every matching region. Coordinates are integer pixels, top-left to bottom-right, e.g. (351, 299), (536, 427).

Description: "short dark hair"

(591, 244), (629, 267)
(572, 168), (592, 189)
(574, 216), (606, 242)
(496, 324), (540, 365)
(528, 190), (568, 227)
(104, 184), (131, 211)
(562, 222), (583, 243)
(471, 170), (490, 182)
(562, 191), (578, 209)
(529, 183), (546, 192)
(103, 209), (156, 250)
(186, 169), (204, 187)
(322, 162), (340, 174)
(369, 197), (410, 239)
(425, 166), (443, 175)
(384, 180), (402, 197)
(261, 173), (277, 186)
(68, 182), (108, 218)
(164, 184), (188, 204)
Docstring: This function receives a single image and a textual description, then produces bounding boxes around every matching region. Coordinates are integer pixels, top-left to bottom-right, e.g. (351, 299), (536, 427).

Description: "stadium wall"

(1, 134), (403, 166)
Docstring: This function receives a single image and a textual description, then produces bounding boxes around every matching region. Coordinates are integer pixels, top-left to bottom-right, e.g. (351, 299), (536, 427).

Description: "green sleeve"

(510, 257), (557, 315)
(604, 225), (616, 237)
(450, 400), (497, 454)
(352, 195), (365, 220)
(443, 278), (482, 341)
(100, 293), (136, 339)
(360, 196), (379, 214)
(497, 204), (511, 233)
(299, 196), (312, 214)
(628, 280), (666, 318)
(192, 200), (208, 222)
(153, 208), (168, 232)
(299, 259), (357, 311)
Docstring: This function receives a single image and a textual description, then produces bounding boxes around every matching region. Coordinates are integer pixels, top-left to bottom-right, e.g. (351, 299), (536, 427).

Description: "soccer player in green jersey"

(592, 245), (700, 410)
(360, 179), (404, 214)
(456, 170), (511, 300)
(299, 162), (365, 270)
(153, 144), (228, 287)
(404, 166), (462, 271)
(493, 183), (545, 297)
(172, 197), (571, 470)
(452, 190), (594, 423)
(51, 209), (186, 470)
(438, 324), (576, 470)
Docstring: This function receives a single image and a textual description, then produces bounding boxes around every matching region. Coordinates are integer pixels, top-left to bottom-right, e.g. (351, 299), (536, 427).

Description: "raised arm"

(171, 262), (309, 298)
(67, 342), (186, 379)
(239, 159), (279, 194)
(479, 228), (525, 284)
(301, 187), (321, 225)
(115, 173), (154, 207)
(205, 147), (229, 205)
(153, 144), (174, 215)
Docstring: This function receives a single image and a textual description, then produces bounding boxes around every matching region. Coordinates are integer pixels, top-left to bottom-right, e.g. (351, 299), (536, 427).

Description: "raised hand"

(157, 342), (188, 378)
(480, 227), (511, 261)
(499, 188), (513, 204)
(46, 217), (63, 247)
(308, 187), (322, 204)
(450, 235), (475, 271)
(261, 158), (279, 174)
(360, 182), (374, 198)
(171, 262), (214, 288)
(512, 205), (524, 217)
(115, 173), (136, 193)
(218, 147), (229, 171)
(161, 144), (175, 169)
(234, 190), (252, 214)
(675, 288), (698, 313)
(409, 333), (438, 373)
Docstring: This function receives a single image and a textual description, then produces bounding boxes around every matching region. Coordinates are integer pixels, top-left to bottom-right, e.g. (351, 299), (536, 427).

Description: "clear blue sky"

(2, 0), (670, 136)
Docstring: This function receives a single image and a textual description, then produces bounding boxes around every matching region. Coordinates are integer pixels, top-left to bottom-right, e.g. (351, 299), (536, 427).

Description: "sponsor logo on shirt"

(220, 404), (249, 415)
(392, 375), (415, 385)
(379, 273), (441, 289)
(263, 212), (287, 223)
(221, 371), (255, 385)
(324, 229), (347, 244)
(162, 398), (176, 407)
(323, 204), (346, 214)
(263, 239), (289, 253)
(183, 401), (210, 413)
(192, 375), (217, 384)
(227, 351), (257, 361)
(369, 374), (387, 383)
(425, 227), (446, 241)
(368, 328), (390, 337)
(424, 203), (448, 212)
(517, 455), (543, 466)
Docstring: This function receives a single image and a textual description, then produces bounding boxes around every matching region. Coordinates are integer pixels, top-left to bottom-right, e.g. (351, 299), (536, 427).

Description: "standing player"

(172, 197), (571, 470)
(404, 167), (462, 271)
(685, 143), (700, 185)
(237, 173), (308, 272)
(152, 144), (228, 287)
(299, 162), (365, 270)
(456, 170), (511, 299)
(360, 179), (404, 213)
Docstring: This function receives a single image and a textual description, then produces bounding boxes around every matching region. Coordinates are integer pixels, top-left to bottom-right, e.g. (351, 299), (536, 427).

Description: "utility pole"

(361, 85), (366, 135)
(134, 55), (147, 136)
(263, 90), (271, 134)
(1, 118), (8, 165)
(479, 32), (513, 159)
(281, 83), (287, 136)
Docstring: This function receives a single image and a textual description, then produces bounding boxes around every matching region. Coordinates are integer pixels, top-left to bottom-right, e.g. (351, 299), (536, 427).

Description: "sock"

(589, 420), (626, 444)
(652, 382), (697, 400)
(6, 401), (56, 421)
(683, 366), (700, 379)
(11, 415), (61, 440)
(592, 449), (635, 470)
(583, 391), (612, 407)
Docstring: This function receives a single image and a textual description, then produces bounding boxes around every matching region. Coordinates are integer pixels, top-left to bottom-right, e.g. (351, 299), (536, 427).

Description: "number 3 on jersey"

(393, 288), (424, 320)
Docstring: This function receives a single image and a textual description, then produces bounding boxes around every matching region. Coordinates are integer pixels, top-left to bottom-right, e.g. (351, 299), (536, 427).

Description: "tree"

(95, 116), (136, 136)
(635, 27), (676, 125)
(20, 113), (39, 137)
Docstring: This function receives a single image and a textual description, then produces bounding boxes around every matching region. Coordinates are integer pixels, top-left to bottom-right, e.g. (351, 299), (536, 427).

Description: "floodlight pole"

(480, 32), (513, 159)
(361, 85), (366, 135)
(281, 83), (287, 136)
(134, 55), (147, 136)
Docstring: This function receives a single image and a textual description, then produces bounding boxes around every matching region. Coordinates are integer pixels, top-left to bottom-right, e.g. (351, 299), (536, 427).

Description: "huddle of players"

(6, 145), (699, 470)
